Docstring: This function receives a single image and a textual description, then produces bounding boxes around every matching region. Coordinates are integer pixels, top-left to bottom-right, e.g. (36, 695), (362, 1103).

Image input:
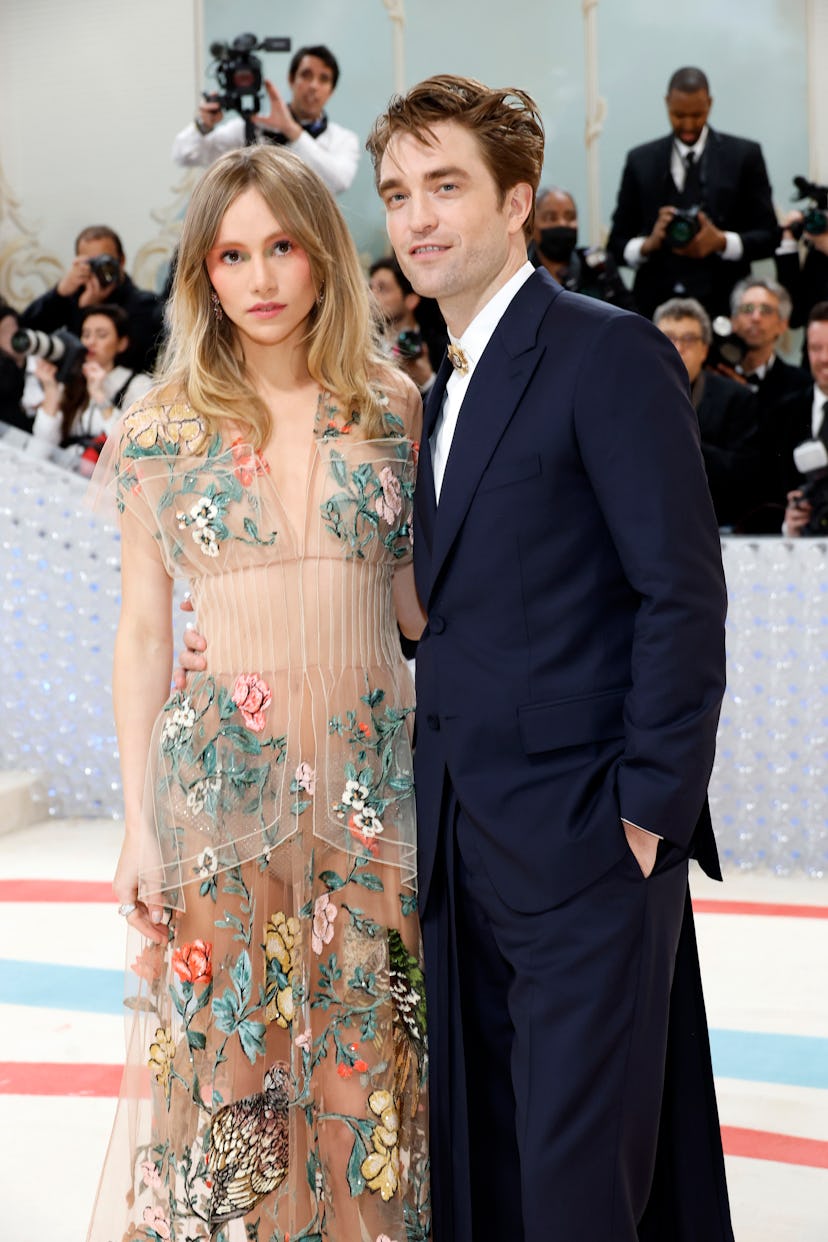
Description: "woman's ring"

(117, 902), (137, 918)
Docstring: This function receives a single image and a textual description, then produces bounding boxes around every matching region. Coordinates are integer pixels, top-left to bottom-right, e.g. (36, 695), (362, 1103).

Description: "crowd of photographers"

(2, 48), (828, 534)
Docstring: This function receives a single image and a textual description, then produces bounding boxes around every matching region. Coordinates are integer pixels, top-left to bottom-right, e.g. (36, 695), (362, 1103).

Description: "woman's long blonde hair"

(162, 144), (397, 444)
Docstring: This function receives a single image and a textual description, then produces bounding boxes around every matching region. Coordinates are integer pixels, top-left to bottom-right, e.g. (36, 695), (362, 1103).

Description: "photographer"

(529, 187), (633, 308)
(172, 44), (359, 196)
(21, 225), (164, 373)
(369, 255), (447, 398)
(0, 300), (28, 432)
(781, 303), (828, 535)
(608, 66), (778, 319)
(775, 180), (828, 332)
(654, 296), (760, 526)
(31, 304), (152, 472)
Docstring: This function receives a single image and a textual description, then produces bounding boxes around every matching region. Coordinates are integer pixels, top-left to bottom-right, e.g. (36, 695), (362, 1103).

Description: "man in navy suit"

(608, 66), (778, 320)
(368, 76), (733, 1241)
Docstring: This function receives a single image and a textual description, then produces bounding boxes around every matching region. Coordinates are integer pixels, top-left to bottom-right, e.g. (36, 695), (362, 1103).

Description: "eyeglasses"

(736, 302), (778, 317)
(662, 332), (704, 347)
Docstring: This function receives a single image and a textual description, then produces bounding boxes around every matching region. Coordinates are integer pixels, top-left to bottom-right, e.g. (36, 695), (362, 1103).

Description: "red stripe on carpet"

(0, 1062), (123, 1097)
(692, 899), (828, 919)
(0, 880), (113, 903)
(721, 1125), (828, 1169)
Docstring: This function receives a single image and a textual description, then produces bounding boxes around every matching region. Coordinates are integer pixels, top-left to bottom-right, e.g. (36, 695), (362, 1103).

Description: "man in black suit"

(780, 304), (828, 533)
(654, 296), (759, 526)
(608, 66), (778, 320)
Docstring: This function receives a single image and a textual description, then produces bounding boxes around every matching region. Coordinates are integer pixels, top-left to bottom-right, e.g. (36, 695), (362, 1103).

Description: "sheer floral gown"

(87, 387), (430, 1242)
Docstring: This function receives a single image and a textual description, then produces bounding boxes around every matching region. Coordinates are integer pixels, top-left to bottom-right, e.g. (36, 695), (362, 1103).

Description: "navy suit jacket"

(413, 269), (727, 911)
(607, 128), (778, 318)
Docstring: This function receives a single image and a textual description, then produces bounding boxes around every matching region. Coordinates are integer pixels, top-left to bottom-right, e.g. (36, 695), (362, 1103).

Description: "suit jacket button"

(426, 713), (440, 730)
(430, 614), (446, 634)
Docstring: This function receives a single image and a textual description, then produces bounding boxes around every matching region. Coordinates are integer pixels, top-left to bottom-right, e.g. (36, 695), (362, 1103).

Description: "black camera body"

(88, 253), (120, 289)
(394, 329), (423, 360)
(790, 175), (828, 239)
(206, 33), (291, 117)
(664, 206), (702, 249)
(11, 327), (85, 383)
(706, 315), (749, 371)
(798, 472), (828, 534)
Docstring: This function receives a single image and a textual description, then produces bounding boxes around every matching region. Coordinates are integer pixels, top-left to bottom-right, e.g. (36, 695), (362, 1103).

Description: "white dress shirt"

(431, 262), (534, 499)
(623, 126), (743, 269)
(811, 386), (828, 439)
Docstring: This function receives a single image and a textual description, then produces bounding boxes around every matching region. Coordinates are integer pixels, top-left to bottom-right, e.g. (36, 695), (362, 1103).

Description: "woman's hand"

(113, 827), (170, 945)
(82, 358), (109, 405)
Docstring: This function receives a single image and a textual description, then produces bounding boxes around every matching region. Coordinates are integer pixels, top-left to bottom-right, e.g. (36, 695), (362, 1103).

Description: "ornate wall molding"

(0, 159), (63, 309)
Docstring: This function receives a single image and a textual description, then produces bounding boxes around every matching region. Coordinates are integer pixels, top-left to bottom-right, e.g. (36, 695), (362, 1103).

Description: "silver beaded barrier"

(1, 443), (827, 873)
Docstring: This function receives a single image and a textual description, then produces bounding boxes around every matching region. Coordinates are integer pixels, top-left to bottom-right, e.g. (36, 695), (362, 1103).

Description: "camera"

(10, 327), (85, 384)
(394, 329), (423, 360)
(206, 32), (292, 117)
(706, 316), (749, 370)
(796, 473), (828, 534)
(87, 253), (120, 289)
(789, 176), (828, 239)
(664, 207), (702, 249)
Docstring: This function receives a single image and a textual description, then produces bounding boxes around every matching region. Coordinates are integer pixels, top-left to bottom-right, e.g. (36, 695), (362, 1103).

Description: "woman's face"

(80, 314), (126, 369)
(205, 186), (317, 361)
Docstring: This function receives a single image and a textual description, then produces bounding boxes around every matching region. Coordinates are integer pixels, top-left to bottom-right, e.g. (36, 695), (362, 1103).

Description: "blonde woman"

(88, 145), (429, 1242)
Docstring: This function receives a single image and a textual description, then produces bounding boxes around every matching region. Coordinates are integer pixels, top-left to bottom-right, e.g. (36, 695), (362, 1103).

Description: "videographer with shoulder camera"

(20, 225), (164, 374)
(782, 303), (828, 536)
(172, 41), (359, 196)
(608, 66), (778, 320)
(529, 186), (633, 308)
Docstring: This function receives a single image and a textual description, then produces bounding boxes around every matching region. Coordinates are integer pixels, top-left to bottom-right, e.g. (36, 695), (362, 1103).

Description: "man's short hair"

(289, 45), (339, 89)
(366, 75), (544, 237)
(667, 67), (710, 96)
(808, 301), (828, 326)
(369, 255), (414, 298)
(75, 225), (124, 261)
(730, 277), (793, 323)
(536, 186), (578, 214)
(653, 296), (712, 346)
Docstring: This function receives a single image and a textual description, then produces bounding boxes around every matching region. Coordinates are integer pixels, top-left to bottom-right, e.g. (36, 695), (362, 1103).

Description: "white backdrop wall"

(0, 1), (826, 302)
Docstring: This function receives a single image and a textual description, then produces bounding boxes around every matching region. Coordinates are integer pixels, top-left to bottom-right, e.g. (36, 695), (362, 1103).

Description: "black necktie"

(683, 149), (702, 201)
(818, 399), (828, 448)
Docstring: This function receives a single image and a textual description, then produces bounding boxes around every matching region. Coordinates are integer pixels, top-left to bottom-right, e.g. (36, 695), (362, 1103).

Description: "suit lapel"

(413, 356), (452, 603)
(425, 270), (559, 599)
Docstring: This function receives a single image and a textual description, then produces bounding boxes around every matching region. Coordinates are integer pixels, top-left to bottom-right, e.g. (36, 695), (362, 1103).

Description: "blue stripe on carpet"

(709, 1028), (828, 1090)
(0, 959), (123, 1014)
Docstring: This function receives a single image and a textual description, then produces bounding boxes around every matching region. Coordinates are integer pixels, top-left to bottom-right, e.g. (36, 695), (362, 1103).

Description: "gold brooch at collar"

(446, 343), (469, 375)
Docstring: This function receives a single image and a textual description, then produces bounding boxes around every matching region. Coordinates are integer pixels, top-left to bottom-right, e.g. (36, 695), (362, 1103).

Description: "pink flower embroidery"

(231, 437), (270, 486)
(171, 939), (212, 985)
(295, 762), (316, 795)
(131, 942), (165, 982)
(140, 1160), (162, 1189)
(295, 1027), (312, 1052)
(312, 892), (338, 954)
(375, 466), (402, 523)
(232, 673), (272, 732)
(142, 1206), (171, 1238)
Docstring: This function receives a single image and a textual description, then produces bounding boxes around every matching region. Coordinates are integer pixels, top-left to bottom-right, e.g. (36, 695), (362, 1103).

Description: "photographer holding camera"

(172, 43), (359, 197)
(20, 225), (164, 374)
(369, 255), (447, 398)
(528, 186), (633, 308)
(775, 177), (828, 333)
(608, 66), (778, 320)
(781, 303), (828, 535)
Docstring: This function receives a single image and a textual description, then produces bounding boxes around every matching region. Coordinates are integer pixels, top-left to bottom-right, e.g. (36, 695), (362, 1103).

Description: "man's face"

(379, 120), (528, 330)
(665, 88), (711, 146)
(657, 315), (709, 383)
(533, 190), (577, 239)
(288, 55), (335, 122)
(807, 320), (828, 394)
(731, 285), (786, 353)
(369, 267), (409, 326)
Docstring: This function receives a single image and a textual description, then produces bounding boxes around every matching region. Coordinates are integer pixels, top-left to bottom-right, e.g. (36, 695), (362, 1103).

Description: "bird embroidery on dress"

(387, 928), (427, 1116)
(207, 1061), (291, 1230)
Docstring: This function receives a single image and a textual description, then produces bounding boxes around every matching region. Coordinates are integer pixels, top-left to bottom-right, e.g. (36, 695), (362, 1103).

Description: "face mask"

(537, 226), (578, 263)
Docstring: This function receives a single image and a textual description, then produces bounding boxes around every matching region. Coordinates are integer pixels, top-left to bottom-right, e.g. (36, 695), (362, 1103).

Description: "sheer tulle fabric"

(87, 391), (429, 1242)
